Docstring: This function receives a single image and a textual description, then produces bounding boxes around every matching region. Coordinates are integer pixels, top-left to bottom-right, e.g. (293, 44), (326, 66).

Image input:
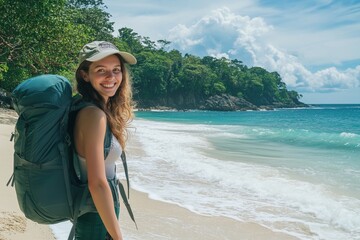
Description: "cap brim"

(86, 49), (137, 65)
(118, 51), (137, 65)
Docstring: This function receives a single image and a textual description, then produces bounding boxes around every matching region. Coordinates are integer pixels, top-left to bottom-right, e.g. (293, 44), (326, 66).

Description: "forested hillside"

(0, 0), (307, 110)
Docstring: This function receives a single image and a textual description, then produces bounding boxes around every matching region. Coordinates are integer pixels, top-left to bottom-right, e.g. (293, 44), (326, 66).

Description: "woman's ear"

(80, 70), (90, 82)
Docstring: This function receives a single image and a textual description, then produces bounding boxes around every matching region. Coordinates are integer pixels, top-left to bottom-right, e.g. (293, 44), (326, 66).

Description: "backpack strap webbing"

(121, 151), (130, 198)
(68, 224), (76, 240)
(118, 151), (137, 229)
(117, 179), (138, 230)
(67, 186), (90, 240)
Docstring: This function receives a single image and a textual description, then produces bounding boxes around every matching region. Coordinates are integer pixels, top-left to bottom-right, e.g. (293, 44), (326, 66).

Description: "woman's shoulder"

(78, 105), (105, 117)
(76, 105), (107, 130)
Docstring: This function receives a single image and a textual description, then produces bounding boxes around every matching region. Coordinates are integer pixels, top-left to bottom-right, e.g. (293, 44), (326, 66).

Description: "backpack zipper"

(10, 132), (15, 141)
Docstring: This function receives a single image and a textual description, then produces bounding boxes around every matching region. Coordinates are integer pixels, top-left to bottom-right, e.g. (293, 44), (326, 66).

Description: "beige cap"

(78, 41), (137, 65)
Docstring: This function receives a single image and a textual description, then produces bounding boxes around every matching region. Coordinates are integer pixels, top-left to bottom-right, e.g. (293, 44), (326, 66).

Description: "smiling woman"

(74, 41), (137, 240)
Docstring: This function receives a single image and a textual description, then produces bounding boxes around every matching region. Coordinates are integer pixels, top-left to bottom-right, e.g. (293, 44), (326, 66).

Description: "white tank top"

(77, 134), (122, 182)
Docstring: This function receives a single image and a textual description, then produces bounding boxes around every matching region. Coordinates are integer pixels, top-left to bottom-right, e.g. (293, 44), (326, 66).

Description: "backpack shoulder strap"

(103, 123), (112, 158)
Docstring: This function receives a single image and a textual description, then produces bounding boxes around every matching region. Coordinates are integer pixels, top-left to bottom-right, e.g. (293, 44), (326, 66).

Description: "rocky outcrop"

(200, 94), (258, 111)
(258, 101), (308, 110)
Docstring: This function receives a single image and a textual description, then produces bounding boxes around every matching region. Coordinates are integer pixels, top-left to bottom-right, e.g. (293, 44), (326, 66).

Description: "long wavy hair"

(75, 54), (134, 150)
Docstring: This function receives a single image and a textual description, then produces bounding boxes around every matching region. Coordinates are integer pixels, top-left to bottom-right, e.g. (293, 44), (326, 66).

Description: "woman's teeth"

(102, 83), (115, 88)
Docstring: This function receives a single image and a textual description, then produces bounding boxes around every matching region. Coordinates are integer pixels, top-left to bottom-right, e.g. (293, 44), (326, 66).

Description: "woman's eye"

(113, 68), (121, 73)
(94, 68), (121, 76)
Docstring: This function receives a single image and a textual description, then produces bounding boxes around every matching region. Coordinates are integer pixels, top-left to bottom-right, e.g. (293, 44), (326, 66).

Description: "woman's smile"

(101, 82), (117, 89)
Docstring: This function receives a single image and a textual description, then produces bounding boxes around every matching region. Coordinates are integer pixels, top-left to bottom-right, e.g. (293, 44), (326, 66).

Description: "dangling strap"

(67, 187), (91, 240)
(120, 151), (130, 198)
(116, 179), (138, 229)
(7, 133), (15, 187)
(67, 224), (75, 240)
(118, 150), (137, 228)
(6, 173), (14, 187)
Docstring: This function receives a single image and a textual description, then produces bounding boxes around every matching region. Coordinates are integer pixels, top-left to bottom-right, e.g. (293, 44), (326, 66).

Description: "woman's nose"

(106, 70), (115, 78)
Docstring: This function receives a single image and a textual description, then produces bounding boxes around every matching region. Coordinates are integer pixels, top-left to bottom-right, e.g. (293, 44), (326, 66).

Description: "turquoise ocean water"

(128, 105), (360, 240)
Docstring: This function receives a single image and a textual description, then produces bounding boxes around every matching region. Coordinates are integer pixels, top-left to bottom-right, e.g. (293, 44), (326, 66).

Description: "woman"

(73, 41), (136, 240)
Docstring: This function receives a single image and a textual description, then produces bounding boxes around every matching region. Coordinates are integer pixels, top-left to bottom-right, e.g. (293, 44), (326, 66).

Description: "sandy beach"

(0, 108), (299, 240)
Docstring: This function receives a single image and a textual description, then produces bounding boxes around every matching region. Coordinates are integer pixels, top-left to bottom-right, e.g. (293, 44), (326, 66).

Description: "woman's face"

(82, 54), (123, 102)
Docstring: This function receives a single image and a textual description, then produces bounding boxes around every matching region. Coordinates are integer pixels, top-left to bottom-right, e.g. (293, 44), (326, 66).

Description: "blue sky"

(103, 0), (360, 104)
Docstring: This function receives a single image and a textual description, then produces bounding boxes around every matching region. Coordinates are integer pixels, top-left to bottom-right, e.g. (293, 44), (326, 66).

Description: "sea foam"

(129, 119), (360, 240)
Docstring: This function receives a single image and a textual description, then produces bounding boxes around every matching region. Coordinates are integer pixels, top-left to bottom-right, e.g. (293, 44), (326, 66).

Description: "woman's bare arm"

(75, 106), (122, 240)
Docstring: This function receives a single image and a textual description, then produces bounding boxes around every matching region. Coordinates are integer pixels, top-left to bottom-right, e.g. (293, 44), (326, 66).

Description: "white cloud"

(167, 7), (360, 92)
(104, 0), (360, 67)
(312, 66), (360, 91)
(256, 45), (360, 91)
(168, 8), (272, 65)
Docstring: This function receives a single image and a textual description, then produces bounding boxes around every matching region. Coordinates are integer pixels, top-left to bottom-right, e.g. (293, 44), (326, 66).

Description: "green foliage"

(213, 82), (226, 94)
(0, 1), (304, 109)
(132, 51), (172, 101)
(0, 0), (112, 91)
(0, 63), (8, 81)
(118, 28), (143, 53)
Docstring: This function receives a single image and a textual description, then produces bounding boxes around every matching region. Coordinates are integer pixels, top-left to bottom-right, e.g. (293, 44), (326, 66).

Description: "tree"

(178, 55), (216, 104)
(0, 0), (114, 90)
(243, 74), (264, 105)
(213, 82), (226, 94)
(142, 37), (156, 51)
(165, 49), (183, 95)
(132, 51), (172, 103)
(67, 2), (114, 41)
(118, 27), (143, 53)
(157, 39), (171, 51)
(1, 0), (68, 89)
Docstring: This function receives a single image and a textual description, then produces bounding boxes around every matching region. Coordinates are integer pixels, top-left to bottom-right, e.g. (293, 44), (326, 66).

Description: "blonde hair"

(76, 55), (134, 149)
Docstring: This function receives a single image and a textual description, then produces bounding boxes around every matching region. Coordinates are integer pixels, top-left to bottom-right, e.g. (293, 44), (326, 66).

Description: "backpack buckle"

(65, 134), (71, 146)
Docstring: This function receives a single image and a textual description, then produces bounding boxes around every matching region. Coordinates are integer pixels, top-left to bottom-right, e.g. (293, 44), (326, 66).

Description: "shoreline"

(0, 108), (299, 240)
(117, 187), (300, 240)
(51, 186), (300, 240)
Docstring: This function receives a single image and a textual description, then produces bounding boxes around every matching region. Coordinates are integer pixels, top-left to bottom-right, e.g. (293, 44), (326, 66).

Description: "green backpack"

(7, 74), (136, 239)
